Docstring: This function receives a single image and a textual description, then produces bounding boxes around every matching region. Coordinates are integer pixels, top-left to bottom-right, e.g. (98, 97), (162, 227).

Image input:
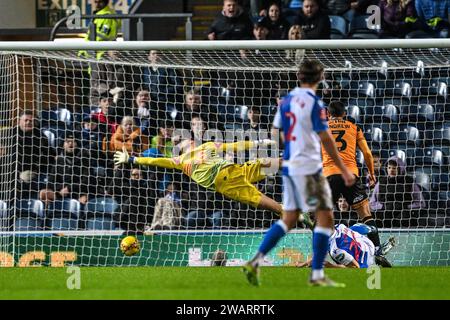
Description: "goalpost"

(0, 40), (449, 267)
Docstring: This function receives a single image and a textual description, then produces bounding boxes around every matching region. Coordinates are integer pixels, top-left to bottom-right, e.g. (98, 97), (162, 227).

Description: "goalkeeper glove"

(404, 16), (417, 24)
(254, 139), (276, 147)
(114, 147), (134, 166)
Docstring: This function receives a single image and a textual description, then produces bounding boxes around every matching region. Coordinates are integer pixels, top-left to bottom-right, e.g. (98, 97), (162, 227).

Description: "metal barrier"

(50, 13), (193, 41)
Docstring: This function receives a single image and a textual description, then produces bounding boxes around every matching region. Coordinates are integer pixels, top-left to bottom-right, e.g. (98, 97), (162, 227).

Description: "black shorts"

(327, 174), (368, 207)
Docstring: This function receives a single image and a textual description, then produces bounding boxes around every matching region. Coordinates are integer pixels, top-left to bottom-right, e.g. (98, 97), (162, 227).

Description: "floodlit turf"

(0, 267), (449, 300)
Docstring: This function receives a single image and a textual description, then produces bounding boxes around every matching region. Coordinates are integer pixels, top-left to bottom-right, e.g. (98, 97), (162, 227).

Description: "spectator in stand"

(39, 133), (92, 207)
(243, 106), (270, 132)
(350, 0), (378, 17)
(91, 90), (118, 135)
(107, 167), (155, 235)
(142, 50), (181, 105)
(14, 111), (56, 179)
(415, 0), (450, 37)
(370, 156), (426, 227)
(379, 0), (420, 37)
(132, 89), (165, 138)
(168, 88), (217, 130)
(263, 2), (290, 39)
(106, 116), (149, 156)
(79, 115), (105, 167)
(143, 120), (175, 158)
(240, 19), (270, 58)
(208, 0), (254, 40)
(286, 25), (306, 64)
(294, 0), (331, 39)
(149, 182), (184, 230)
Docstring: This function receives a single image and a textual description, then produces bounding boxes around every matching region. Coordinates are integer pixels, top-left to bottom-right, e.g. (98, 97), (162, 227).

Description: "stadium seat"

(388, 149), (407, 165)
(426, 122), (450, 146)
(85, 197), (119, 230)
(43, 129), (56, 148)
(391, 125), (421, 146)
(413, 171), (432, 191)
(414, 148), (446, 166)
(14, 199), (45, 234)
(350, 81), (376, 98)
(348, 15), (380, 38)
(329, 15), (348, 39)
(0, 200), (8, 231)
(431, 173), (449, 191)
(48, 199), (80, 230)
(392, 80), (413, 98)
(364, 125), (385, 148)
(346, 105), (362, 123)
(400, 104), (436, 123)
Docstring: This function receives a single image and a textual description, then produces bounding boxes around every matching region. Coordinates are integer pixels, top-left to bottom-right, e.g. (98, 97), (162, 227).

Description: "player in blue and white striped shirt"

(243, 60), (355, 287)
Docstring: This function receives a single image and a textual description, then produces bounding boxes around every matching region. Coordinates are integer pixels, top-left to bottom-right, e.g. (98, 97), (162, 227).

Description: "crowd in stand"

(209, 0), (450, 40)
(3, 0), (450, 235)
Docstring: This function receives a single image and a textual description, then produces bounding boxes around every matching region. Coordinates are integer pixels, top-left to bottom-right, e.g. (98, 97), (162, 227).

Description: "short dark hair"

(297, 59), (324, 85)
(387, 159), (398, 167)
(19, 110), (34, 118)
(328, 101), (346, 117)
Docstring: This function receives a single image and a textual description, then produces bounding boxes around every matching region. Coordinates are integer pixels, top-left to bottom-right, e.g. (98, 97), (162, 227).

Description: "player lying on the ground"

(114, 140), (291, 216)
(296, 223), (396, 268)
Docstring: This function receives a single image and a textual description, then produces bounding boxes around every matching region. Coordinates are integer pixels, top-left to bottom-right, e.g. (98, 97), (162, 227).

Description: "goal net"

(0, 40), (449, 267)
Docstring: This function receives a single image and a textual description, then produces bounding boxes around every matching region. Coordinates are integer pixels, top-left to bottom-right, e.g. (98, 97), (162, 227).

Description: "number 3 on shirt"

(286, 112), (297, 142)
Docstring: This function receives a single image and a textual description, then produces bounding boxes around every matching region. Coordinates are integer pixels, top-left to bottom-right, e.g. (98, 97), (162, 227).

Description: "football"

(120, 236), (140, 256)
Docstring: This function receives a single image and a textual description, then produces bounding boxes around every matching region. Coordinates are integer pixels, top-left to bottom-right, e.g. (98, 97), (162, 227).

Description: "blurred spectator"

(285, 25), (306, 64)
(132, 89), (165, 138)
(105, 116), (149, 156)
(17, 170), (40, 201)
(79, 115), (105, 166)
(149, 182), (184, 230)
(243, 106), (271, 132)
(168, 88), (217, 130)
(338, 195), (350, 212)
(91, 90), (118, 135)
(208, 0), (254, 40)
(14, 111), (56, 178)
(370, 156), (426, 215)
(142, 50), (181, 105)
(380, 0), (419, 37)
(39, 133), (92, 207)
(350, 0), (378, 16)
(264, 2), (290, 39)
(294, 0), (331, 39)
(240, 19), (270, 58)
(143, 120), (175, 158)
(415, 0), (450, 37)
(108, 167), (155, 235)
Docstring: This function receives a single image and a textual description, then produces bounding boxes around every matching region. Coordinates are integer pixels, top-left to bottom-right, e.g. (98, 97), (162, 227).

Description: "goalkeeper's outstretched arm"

(114, 147), (182, 170)
(220, 139), (276, 153)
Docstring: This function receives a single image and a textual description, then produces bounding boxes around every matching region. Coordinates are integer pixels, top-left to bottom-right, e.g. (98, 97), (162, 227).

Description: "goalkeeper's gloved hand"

(255, 139), (277, 147)
(114, 146), (133, 166)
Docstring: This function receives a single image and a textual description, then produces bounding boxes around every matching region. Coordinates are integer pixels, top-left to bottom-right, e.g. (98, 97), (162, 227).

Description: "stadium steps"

(173, 1), (222, 40)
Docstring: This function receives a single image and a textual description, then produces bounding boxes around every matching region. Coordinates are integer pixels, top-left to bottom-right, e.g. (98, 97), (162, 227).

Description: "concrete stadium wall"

(0, 0), (36, 28)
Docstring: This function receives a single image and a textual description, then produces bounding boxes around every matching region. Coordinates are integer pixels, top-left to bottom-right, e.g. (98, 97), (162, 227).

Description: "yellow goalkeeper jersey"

(134, 141), (254, 190)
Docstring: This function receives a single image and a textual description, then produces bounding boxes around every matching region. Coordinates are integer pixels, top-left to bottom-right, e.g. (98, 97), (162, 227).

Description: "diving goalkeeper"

(114, 140), (284, 215)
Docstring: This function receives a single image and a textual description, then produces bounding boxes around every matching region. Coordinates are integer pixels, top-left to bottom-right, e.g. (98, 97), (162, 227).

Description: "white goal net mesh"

(0, 43), (449, 267)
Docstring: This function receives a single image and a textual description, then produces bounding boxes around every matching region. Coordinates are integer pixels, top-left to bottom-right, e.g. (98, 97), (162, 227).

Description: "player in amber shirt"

(321, 101), (391, 265)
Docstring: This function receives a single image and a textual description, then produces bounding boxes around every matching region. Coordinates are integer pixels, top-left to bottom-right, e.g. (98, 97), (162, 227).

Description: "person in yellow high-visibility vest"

(79, 0), (122, 106)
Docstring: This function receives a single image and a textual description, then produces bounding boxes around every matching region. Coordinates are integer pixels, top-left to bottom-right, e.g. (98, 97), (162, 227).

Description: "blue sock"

(258, 220), (288, 256)
(311, 226), (332, 271)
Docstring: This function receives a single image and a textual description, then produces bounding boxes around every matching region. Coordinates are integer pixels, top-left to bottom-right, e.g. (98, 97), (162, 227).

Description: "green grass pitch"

(1, 267), (449, 300)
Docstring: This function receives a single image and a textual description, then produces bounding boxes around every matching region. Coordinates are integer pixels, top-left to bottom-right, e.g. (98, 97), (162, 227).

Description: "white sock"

(311, 269), (324, 281)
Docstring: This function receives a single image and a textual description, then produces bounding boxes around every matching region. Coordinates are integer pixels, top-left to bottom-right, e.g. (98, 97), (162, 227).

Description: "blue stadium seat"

(346, 105), (363, 123)
(391, 125), (422, 146)
(431, 173), (449, 191)
(391, 80), (413, 98)
(364, 125), (385, 148)
(85, 197), (119, 230)
(413, 171), (432, 191)
(43, 129), (56, 148)
(426, 122), (450, 146)
(400, 104), (437, 123)
(350, 81), (376, 98)
(414, 148), (446, 166)
(14, 199), (45, 234)
(48, 199), (80, 230)
(388, 149), (407, 165)
(330, 15), (348, 38)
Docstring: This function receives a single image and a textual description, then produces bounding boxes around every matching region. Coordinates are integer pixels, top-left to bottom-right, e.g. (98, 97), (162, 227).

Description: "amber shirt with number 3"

(322, 117), (375, 178)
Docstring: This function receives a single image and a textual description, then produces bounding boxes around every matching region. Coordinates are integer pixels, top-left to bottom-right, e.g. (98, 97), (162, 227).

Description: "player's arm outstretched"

(319, 130), (355, 186)
(114, 147), (182, 170)
(219, 139), (276, 152)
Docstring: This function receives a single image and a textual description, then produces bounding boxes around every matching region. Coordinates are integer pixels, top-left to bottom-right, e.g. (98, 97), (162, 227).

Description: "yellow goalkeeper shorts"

(214, 159), (267, 208)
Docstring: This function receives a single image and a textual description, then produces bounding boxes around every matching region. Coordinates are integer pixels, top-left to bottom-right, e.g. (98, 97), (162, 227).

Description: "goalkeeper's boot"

(308, 276), (346, 288)
(242, 262), (260, 287)
(299, 212), (314, 230)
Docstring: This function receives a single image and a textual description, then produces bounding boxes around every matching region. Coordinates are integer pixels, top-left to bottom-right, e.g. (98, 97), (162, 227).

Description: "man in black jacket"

(295, 0), (331, 39)
(208, 0), (254, 40)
